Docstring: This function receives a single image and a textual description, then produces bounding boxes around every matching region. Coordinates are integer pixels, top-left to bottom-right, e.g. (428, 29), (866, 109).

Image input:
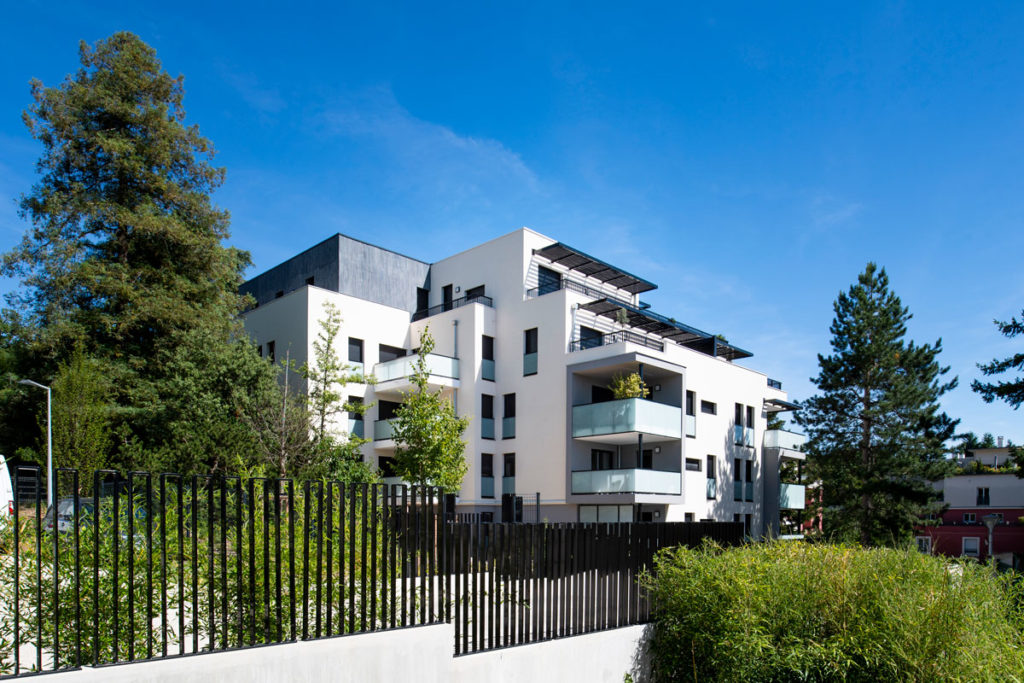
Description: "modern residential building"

(240, 228), (805, 535)
(918, 445), (1024, 567)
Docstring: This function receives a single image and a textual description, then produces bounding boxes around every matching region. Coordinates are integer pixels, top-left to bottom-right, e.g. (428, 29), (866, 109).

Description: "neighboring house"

(917, 445), (1024, 567)
(241, 228), (805, 534)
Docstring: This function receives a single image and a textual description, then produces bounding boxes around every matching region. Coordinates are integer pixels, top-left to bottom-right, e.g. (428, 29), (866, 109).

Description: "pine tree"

(391, 328), (469, 493)
(972, 310), (1024, 409)
(797, 263), (959, 546)
(1, 32), (264, 467)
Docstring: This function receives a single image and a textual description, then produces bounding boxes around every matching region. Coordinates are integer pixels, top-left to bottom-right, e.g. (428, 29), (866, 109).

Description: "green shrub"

(644, 541), (1024, 682)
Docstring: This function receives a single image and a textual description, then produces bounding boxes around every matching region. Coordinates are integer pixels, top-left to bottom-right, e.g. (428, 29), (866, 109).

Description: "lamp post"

(18, 379), (53, 507)
(982, 513), (1000, 573)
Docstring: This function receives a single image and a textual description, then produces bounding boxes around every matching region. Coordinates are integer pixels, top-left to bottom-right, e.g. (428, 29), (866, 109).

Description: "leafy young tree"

(972, 310), (1024, 409)
(1, 32), (255, 466)
(391, 328), (469, 493)
(797, 263), (959, 546)
(49, 346), (112, 484)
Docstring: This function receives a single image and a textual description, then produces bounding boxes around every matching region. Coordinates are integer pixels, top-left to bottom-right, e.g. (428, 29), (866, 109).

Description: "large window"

(502, 393), (516, 439)
(481, 394), (495, 440)
(378, 344), (406, 363)
(524, 328), (538, 376)
(686, 391), (695, 416)
(481, 454), (494, 499)
(591, 449), (614, 470)
(482, 335), (495, 381)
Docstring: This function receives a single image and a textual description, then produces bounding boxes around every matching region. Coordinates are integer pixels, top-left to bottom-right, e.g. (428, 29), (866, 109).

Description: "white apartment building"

(241, 228), (806, 536)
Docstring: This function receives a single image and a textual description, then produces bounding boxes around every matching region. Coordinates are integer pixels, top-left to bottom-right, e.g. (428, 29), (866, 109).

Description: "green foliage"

(644, 542), (1024, 682)
(797, 263), (958, 546)
(49, 347), (112, 487)
(608, 372), (650, 400)
(391, 328), (469, 493)
(972, 309), (1024, 409)
(0, 32), (256, 469)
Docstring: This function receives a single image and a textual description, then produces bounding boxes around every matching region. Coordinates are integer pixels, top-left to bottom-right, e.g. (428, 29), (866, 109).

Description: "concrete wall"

(25, 623), (651, 683)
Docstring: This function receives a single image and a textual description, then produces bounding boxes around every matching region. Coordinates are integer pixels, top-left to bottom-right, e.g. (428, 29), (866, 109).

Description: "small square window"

(963, 512), (976, 524)
(685, 458), (701, 472)
(962, 537), (980, 557)
(700, 400), (717, 415)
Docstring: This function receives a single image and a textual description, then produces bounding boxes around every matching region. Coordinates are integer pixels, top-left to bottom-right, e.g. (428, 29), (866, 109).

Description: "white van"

(0, 455), (13, 517)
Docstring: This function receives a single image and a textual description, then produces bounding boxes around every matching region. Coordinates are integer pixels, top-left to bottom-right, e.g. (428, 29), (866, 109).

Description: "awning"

(535, 243), (657, 294)
(764, 397), (801, 412)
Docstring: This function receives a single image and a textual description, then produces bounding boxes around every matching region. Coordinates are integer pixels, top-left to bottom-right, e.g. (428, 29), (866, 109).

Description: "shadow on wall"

(628, 624), (655, 683)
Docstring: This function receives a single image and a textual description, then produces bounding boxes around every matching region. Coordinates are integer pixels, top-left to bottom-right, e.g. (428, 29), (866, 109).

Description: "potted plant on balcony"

(609, 372), (650, 399)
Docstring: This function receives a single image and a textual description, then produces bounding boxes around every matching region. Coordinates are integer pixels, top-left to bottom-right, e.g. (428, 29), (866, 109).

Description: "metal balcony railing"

(569, 330), (664, 353)
(412, 293), (493, 321)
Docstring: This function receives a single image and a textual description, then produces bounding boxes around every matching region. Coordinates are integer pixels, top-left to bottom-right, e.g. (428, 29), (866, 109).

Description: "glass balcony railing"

(374, 419), (395, 441)
(481, 476), (495, 499)
(572, 398), (681, 440)
(348, 419), (364, 439)
(523, 352), (538, 376)
(734, 480), (743, 501)
(502, 477), (515, 495)
(502, 416), (516, 439)
(571, 469), (681, 495)
(373, 353), (459, 383)
(481, 418), (495, 439)
(763, 429), (807, 452)
(733, 425), (754, 447)
(779, 483), (805, 510)
(684, 414), (696, 437)
(482, 358), (495, 381)
(745, 481), (754, 502)
(706, 478), (717, 499)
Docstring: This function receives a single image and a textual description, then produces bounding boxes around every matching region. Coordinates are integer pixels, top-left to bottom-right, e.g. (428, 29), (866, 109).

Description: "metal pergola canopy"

(764, 397), (801, 412)
(535, 243), (657, 294)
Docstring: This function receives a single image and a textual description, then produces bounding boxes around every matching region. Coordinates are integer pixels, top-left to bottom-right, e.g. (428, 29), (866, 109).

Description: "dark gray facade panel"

(241, 233), (431, 313)
(336, 235), (430, 313)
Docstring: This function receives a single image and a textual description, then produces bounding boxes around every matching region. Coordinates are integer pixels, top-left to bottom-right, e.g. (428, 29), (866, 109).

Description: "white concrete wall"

(25, 623), (651, 683)
(941, 473), (1024, 508)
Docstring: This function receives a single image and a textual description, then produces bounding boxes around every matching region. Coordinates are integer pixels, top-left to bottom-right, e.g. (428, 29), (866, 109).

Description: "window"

(378, 457), (398, 478)
(481, 394), (494, 420)
(524, 328), (538, 376)
(503, 453), (516, 477)
(685, 458), (701, 472)
(735, 403), (743, 424)
(482, 335), (494, 361)
(305, 276), (315, 286)
(745, 460), (754, 501)
(481, 453), (494, 499)
(465, 285), (485, 301)
(416, 287), (429, 312)
(977, 487), (991, 506)
(963, 512), (976, 524)
(733, 458), (742, 501)
(538, 266), (561, 295)
(746, 405), (755, 429)
(684, 513), (695, 522)
(962, 537), (980, 557)
(916, 537), (932, 554)
(275, 290), (284, 299)
(378, 344), (406, 363)
(502, 393), (516, 439)
(377, 400), (401, 420)
(686, 391), (695, 416)
(639, 449), (653, 469)
(347, 396), (363, 420)
(442, 284), (453, 311)
(706, 455), (716, 479)
(700, 400), (717, 415)
(266, 341), (276, 364)
(580, 325), (603, 350)
(591, 449), (614, 470)
(257, 344), (263, 358)
(503, 393), (516, 418)
(744, 514), (752, 536)
(348, 337), (363, 363)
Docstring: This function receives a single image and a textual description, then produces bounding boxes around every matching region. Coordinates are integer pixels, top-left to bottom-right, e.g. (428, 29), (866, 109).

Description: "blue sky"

(1, 2), (1022, 442)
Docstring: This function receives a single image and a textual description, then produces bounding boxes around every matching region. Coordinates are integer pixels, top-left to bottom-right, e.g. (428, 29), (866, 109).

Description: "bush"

(644, 541), (1024, 682)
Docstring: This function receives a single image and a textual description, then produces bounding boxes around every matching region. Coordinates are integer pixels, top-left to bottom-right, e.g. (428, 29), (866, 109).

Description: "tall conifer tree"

(797, 263), (958, 546)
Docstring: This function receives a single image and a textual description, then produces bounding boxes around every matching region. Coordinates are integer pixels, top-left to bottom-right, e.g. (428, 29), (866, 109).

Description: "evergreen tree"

(972, 310), (1024, 409)
(391, 328), (469, 493)
(1, 32), (266, 468)
(797, 263), (959, 546)
(49, 346), (112, 485)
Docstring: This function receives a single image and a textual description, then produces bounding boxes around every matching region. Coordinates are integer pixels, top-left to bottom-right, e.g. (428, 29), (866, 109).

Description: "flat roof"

(534, 242), (657, 294)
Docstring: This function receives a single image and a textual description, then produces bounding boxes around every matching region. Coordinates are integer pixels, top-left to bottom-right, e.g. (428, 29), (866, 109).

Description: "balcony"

(373, 353), (459, 396)
(412, 293), (493, 322)
(779, 483), (805, 510)
(571, 469), (681, 496)
(733, 425), (754, 448)
(572, 398), (682, 444)
(374, 419), (395, 442)
(502, 416), (516, 439)
(569, 330), (664, 353)
(706, 478), (717, 499)
(763, 429), (807, 459)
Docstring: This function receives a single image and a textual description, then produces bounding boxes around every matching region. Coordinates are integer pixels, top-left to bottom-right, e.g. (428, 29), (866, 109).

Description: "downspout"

(452, 319), (459, 413)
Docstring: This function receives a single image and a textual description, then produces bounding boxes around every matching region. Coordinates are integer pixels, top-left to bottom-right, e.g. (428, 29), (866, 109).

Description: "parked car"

(0, 455), (13, 518)
(42, 497), (97, 533)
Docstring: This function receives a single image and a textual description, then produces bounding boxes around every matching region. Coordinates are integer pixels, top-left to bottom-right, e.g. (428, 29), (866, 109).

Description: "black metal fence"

(0, 466), (744, 677)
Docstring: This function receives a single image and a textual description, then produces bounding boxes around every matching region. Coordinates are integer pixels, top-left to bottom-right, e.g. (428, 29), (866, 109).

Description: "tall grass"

(644, 542), (1024, 682)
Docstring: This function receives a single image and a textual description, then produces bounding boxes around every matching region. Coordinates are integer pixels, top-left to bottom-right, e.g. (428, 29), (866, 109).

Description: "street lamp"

(18, 379), (53, 507)
(982, 513), (1000, 572)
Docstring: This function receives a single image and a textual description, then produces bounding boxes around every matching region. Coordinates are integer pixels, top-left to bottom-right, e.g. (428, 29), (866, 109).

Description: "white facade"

(241, 228), (805, 535)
